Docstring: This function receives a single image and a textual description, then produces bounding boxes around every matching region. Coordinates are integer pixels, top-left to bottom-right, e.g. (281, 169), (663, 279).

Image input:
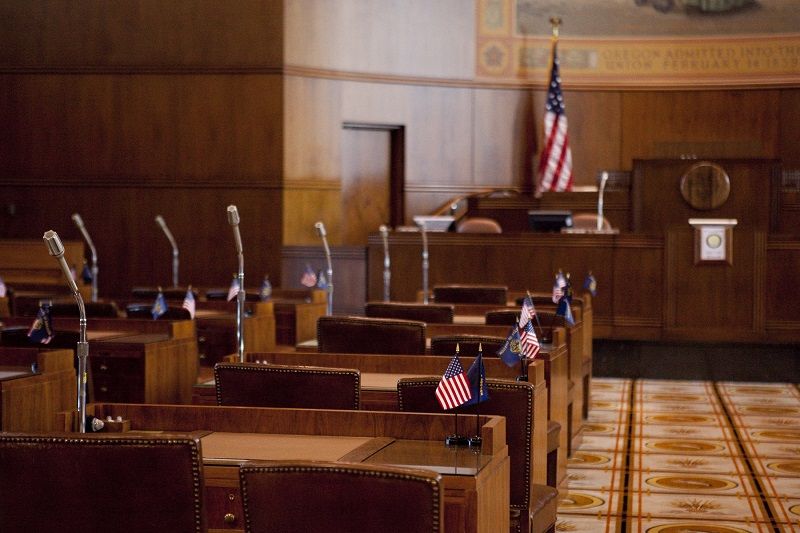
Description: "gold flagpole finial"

(549, 16), (561, 39)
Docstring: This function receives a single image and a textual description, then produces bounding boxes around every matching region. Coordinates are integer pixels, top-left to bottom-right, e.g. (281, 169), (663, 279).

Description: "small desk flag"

(151, 291), (167, 320)
(464, 345), (489, 406)
(259, 276), (272, 302)
(556, 296), (575, 326)
(316, 270), (328, 290)
(497, 326), (523, 368)
(520, 320), (541, 359)
(518, 294), (536, 329)
(300, 264), (317, 288)
(435, 351), (472, 410)
(227, 275), (241, 302)
(583, 272), (597, 297)
(0, 275), (6, 298)
(182, 288), (196, 319)
(81, 262), (93, 284)
(552, 271), (567, 303)
(27, 304), (54, 344)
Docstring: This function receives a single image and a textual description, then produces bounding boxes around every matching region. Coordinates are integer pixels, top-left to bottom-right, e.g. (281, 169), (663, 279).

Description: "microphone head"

(314, 221), (326, 237)
(227, 205), (240, 226)
(43, 230), (65, 257)
(71, 213), (84, 227)
(155, 215), (166, 228)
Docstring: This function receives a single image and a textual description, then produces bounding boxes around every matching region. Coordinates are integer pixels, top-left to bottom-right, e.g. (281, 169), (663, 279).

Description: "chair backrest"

(205, 288), (260, 302)
(240, 461), (442, 533)
(455, 217), (502, 233)
(397, 378), (536, 528)
(429, 334), (506, 357)
(317, 315), (426, 355)
(365, 302), (454, 324)
(0, 433), (205, 533)
(0, 326), (80, 350)
(485, 309), (519, 326)
(433, 284), (508, 305)
(125, 303), (192, 320)
(131, 286), (198, 301)
(49, 301), (120, 318)
(570, 213), (611, 230)
(214, 362), (360, 410)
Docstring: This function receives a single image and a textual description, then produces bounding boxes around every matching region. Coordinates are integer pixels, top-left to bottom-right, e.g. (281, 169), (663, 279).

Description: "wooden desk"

(61, 403), (510, 533)
(0, 366), (74, 431)
(194, 302), (276, 366)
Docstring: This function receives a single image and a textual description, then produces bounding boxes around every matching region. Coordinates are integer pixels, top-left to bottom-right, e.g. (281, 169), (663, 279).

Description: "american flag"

(552, 271), (567, 303)
(520, 320), (541, 359)
(435, 353), (473, 410)
(182, 288), (196, 319)
(536, 41), (573, 195)
(518, 294), (536, 328)
(300, 264), (317, 288)
(227, 276), (240, 302)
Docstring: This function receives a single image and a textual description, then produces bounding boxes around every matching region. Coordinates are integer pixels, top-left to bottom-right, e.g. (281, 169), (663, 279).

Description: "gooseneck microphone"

(44, 230), (89, 433)
(155, 215), (179, 287)
(71, 213), (98, 302)
(227, 205), (245, 362)
(597, 171), (609, 232)
(379, 225), (391, 302)
(315, 221), (333, 316)
(416, 219), (429, 304)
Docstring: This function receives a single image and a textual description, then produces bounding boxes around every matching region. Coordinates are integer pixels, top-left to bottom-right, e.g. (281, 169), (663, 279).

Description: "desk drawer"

(205, 485), (242, 530)
(90, 354), (144, 403)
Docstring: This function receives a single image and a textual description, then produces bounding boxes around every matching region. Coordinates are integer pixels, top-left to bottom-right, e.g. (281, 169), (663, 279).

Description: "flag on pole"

(518, 294), (536, 328)
(316, 270), (328, 290)
(27, 304), (54, 344)
(435, 350), (472, 410)
(81, 262), (93, 284)
(520, 320), (541, 359)
(227, 275), (240, 302)
(535, 35), (573, 195)
(151, 291), (167, 320)
(583, 272), (597, 297)
(464, 345), (490, 406)
(0, 275), (6, 298)
(556, 296), (575, 326)
(182, 287), (196, 319)
(259, 275), (272, 302)
(300, 264), (317, 288)
(497, 326), (523, 368)
(552, 271), (567, 303)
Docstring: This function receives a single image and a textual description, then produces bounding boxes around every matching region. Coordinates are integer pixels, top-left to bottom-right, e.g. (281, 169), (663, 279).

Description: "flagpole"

(528, 290), (545, 339)
(469, 344), (484, 448)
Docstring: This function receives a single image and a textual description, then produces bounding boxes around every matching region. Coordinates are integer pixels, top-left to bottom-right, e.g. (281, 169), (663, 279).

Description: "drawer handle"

(100, 386), (108, 393)
(224, 513), (236, 524)
(99, 364), (108, 371)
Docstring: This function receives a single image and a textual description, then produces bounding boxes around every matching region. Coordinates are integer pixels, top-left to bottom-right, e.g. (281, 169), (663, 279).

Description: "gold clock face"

(705, 233), (723, 249)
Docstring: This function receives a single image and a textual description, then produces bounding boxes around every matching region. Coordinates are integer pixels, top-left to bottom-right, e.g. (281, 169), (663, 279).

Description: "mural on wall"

(477, 0), (800, 87)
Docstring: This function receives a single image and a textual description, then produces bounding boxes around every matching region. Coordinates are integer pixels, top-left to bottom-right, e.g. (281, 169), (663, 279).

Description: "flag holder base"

(467, 436), (482, 448)
(445, 435), (468, 447)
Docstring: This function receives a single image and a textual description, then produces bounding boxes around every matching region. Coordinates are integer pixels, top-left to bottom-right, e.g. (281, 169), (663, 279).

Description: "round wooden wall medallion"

(680, 161), (731, 210)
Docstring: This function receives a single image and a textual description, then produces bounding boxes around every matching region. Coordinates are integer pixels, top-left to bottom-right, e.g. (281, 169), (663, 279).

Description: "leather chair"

(485, 309), (519, 326)
(205, 288), (260, 302)
(0, 432), (205, 533)
(125, 303), (192, 320)
(365, 302), (454, 324)
(455, 217), (502, 233)
(240, 461), (443, 533)
(429, 334), (506, 357)
(397, 378), (557, 533)
(131, 286), (198, 301)
(432, 284), (508, 305)
(214, 362), (360, 410)
(49, 300), (121, 318)
(317, 315), (426, 355)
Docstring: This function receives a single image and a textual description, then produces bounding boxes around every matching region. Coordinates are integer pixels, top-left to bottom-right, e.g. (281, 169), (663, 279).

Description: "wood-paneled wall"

(1, 0), (798, 298)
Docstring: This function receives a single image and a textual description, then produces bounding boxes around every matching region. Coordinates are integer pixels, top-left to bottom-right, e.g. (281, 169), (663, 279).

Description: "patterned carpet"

(556, 378), (800, 532)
